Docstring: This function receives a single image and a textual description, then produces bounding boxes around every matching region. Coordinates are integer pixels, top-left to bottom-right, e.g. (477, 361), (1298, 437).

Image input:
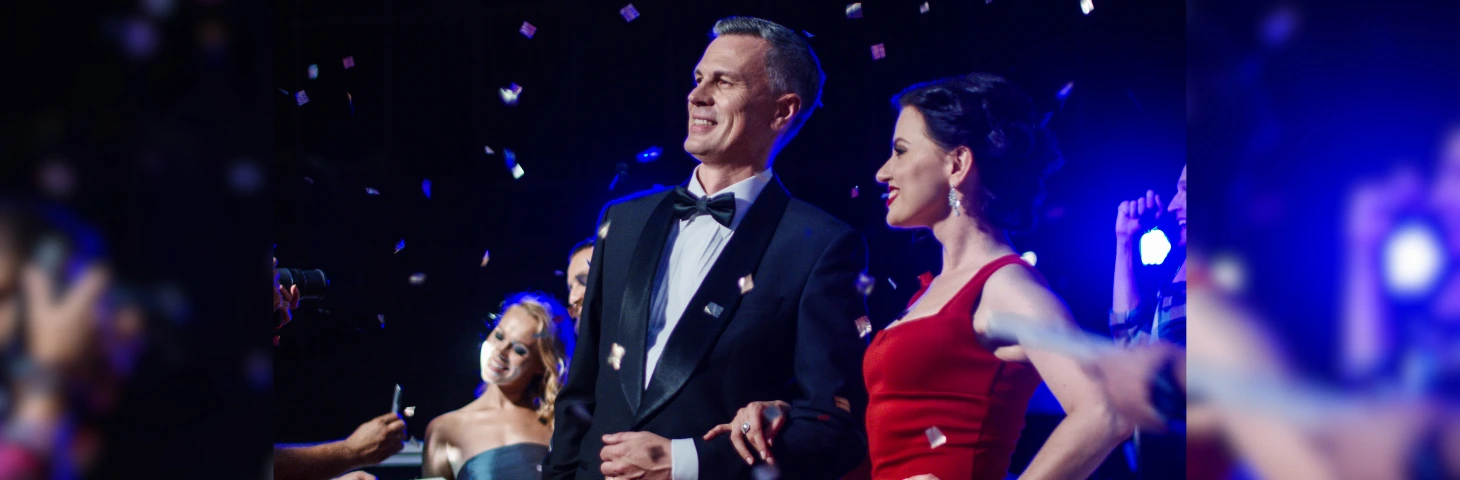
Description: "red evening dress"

(862, 254), (1044, 480)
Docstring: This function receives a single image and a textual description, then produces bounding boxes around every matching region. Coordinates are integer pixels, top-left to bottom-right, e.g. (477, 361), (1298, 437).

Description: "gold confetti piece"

(855, 316), (872, 338)
(738, 274), (755, 295)
(608, 343), (625, 370)
(834, 396), (851, 412)
(926, 426), (947, 448)
(598, 221), (611, 239)
(481, 249), (491, 267)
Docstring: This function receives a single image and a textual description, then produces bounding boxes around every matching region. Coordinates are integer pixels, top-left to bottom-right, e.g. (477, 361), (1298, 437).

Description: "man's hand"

(341, 413), (407, 466)
(22, 263), (109, 372)
(599, 432), (673, 480)
(333, 471), (377, 480)
(1116, 190), (1163, 242)
(703, 400), (790, 465)
(273, 257), (301, 329)
(1081, 342), (1184, 432)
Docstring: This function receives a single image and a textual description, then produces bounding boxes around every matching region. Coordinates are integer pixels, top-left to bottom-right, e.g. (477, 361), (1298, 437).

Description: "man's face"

(565, 247), (592, 321)
(684, 35), (780, 166)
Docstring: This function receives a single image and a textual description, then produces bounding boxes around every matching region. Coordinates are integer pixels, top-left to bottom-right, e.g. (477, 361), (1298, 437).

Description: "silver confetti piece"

(887, 277), (898, 290)
(404, 406), (416, 417)
(608, 343), (625, 370)
(409, 273), (427, 285)
(520, 21), (537, 38)
(1080, 0), (1093, 15)
(855, 316), (872, 338)
(484, 146), (495, 155)
(295, 90), (309, 106)
(926, 426), (947, 448)
(845, 3), (862, 18)
(391, 384), (402, 415)
(856, 273), (875, 296)
(739, 274), (754, 295)
(366, 188), (380, 195)
(511, 164), (525, 179)
(851, 186), (859, 198)
(620, 4), (639, 22)
(871, 43), (886, 60)
(704, 302), (724, 318)
(394, 239), (405, 254)
(598, 221), (611, 239)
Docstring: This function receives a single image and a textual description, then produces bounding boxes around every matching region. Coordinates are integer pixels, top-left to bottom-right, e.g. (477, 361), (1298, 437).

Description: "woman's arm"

(980, 268), (1134, 480)
(421, 416), (455, 480)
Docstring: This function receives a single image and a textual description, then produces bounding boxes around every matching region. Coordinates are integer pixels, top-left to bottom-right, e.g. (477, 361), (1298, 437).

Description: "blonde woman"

(424, 292), (571, 480)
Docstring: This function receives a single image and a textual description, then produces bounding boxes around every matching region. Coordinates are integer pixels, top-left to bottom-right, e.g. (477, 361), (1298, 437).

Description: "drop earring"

(948, 190), (962, 216)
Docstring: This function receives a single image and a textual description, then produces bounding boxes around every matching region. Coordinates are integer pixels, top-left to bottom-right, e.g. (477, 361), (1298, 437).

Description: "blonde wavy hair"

(493, 292), (570, 428)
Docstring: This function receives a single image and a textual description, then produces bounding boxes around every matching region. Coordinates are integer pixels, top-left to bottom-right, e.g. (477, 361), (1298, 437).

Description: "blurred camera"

(275, 268), (328, 300)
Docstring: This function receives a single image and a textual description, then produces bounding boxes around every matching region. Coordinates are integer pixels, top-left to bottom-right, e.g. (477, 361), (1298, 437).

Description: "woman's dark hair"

(893, 73), (1064, 232)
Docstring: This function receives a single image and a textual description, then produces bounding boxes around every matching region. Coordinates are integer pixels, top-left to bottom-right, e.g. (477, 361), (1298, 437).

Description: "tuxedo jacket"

(544, 177), (870, 480)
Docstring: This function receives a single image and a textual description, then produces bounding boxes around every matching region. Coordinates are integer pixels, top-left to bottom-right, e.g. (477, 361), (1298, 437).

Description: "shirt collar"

(685, 166), (774, 230)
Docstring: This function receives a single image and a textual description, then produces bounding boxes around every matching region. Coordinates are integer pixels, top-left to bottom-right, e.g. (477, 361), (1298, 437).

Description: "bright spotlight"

(1382, 222), (1447, 298)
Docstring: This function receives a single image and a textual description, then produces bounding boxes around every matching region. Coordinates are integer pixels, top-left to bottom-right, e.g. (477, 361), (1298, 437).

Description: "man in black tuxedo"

(544, 16), (869, 480)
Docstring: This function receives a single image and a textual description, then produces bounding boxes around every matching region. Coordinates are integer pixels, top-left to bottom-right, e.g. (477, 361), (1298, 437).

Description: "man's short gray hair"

(711, 16), (825, 147)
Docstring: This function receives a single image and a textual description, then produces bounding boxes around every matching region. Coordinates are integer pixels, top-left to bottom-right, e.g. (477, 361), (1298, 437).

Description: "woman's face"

(480, 306), (545, 389)
(875, 106), (957, 229)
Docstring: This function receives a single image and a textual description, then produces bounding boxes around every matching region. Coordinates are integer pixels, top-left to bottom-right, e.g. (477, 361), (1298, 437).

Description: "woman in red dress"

(706, 74), (1133, 479)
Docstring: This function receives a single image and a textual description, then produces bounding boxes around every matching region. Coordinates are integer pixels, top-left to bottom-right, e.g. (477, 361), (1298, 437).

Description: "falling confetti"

(620, 4), (639, 22)
(1057, 81), (1075, 101)
(404, 406), (416, 417)
(751, 465), (781, 480)
(499, 83), (522, 105)
(851, 186), (859, 198)
(608, 172), (624, 191)
(295, 90), (309, 106)
(394, 239), (406, 254)
(342, 56), (355, 69)
(484, 146), (495, 155)
(346, 92), (354, 115)
(1080, 0), (1093, 15)
(920, 2), (930, 13)
(856, 273), (876, 296)
(803, 30), (814, 38)
(887, 277), (898, 290)
(520, 21), (537, 38)
(926, 426), (947, 448)
(512, 164), (526, 179)
(366, 188), (381, 195)
(278, 88), (288, 95)
(409, 273), (427, 285)
(480, 249), (491, 267)
(598, 221), (611, 239)
(871, 43), (886, 60)
(377, 314), (386, 327)
(834, 396), (851, 412)
(855, 316), (872, 338)
(608, 343), (625, 370)
(704, 302), (724, 317)
(422, 179), (432, 199)
(307, 64), (318, 79)
(845, 3), (863, 18)
(637, 146), (663, 163)
(739, 274), (755, 295)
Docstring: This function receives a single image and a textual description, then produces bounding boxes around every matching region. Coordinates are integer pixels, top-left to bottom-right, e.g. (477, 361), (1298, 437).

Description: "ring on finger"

(741, 422), (751, 434)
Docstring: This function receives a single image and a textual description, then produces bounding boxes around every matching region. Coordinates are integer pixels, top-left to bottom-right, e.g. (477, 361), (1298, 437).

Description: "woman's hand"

(702, 400), (790, 465)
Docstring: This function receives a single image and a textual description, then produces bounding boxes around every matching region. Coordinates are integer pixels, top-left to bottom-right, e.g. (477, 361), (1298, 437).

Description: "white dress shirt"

(648, 166), (774, 480)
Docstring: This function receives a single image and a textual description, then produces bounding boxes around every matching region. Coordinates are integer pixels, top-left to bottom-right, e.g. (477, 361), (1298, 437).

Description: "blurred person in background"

(564, 238), (594, 335)
(272, 257), (407, 480)
(1109, 165), (1186, 478)
(422, 292), (570, 480)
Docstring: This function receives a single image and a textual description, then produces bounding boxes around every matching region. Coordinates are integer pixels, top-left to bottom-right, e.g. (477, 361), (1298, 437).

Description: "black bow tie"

(671, 185), (736, 228)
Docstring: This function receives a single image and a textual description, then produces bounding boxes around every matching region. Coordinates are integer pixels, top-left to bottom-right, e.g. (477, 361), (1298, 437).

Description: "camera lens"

(276, 268), (328, 300)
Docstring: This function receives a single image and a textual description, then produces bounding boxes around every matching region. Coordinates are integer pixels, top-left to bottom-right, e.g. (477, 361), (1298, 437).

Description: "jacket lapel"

(616, 190), (677, 415)
(635, 178), (791, 425)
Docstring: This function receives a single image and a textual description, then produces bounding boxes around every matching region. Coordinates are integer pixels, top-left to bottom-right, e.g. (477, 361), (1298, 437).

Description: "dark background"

(272, 0), (1183, 475)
